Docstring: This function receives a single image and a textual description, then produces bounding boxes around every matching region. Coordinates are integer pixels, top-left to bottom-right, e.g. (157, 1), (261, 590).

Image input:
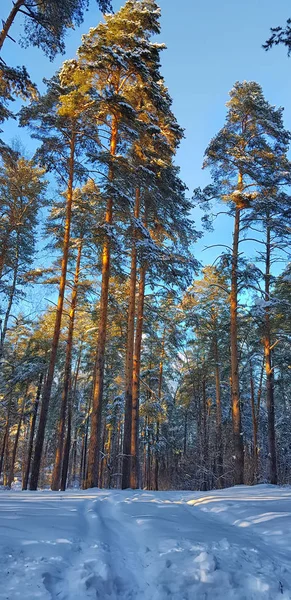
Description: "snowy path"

(0, 485), (291, 599)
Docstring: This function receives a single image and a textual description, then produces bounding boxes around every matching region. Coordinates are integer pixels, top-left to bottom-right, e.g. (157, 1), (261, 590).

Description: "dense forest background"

(0, 0), (290, 492)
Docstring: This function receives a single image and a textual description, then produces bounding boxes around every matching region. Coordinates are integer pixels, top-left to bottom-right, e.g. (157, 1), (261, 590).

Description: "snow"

(0, 485), (291, 599)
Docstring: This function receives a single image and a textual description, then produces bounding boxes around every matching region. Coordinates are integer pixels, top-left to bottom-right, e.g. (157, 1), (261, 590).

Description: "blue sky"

(2, 0), (291, 264)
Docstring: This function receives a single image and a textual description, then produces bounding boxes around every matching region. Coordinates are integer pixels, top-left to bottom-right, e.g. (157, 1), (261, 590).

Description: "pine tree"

(20, 63), (100, 489)
(0, 153), (46, 359)
(74, 0), (168, 489)
(0, 0), (112, 58)
(203, 81), (291, 485)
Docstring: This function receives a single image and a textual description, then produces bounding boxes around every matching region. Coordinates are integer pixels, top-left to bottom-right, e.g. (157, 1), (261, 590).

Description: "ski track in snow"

(0, 485), (291, 599)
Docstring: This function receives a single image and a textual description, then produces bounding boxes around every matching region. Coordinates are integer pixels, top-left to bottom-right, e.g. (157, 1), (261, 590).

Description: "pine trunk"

(130, 264), (146, 488)
(230, 179), (244, 485)
(250, 360), (258, 483)
(213, 329), (223, 487)
(0, 0), (24, 51)
(122, 189), (140, 489)
(264, 223), (277, 484)
(51, 238), (83, 490)
(0, 231), (10, 280)
(8, 385), (28, 488)
(86, 115), (118, 488)
(0, 231), (19, 359)
(60, 403), (72, 491)
(0, 394), (12, 482)
(29, 132), (76, 490)
(202, 372), (208, 489)
(23, 373), (43, 490)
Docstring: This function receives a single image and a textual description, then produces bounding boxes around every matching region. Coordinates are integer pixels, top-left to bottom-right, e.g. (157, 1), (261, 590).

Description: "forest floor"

(0, 484), (291, 599)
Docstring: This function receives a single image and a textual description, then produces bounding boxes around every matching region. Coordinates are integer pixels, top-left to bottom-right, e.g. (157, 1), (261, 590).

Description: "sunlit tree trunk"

(29, 131), (76, 490)
(122, 188), (140, 489)
(86, 114), (118, 489)
(0, 0), (24, 51)
(230, 174), (244, 484)
(264, 223), (277, 484)
(51, 238), (83, 490)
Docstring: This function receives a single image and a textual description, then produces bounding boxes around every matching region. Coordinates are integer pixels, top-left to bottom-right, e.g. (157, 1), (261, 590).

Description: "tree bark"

(8, 384), (29, 488)
(153, 333), (165, 491)
(29, 131), (76, 490)
(230, 175), (244, 484)
(51, 238), (83, 490)
(122, 188), (140, 489)
(61, 344), (82, 491)
(130, 264), (146, 488)
(213, 328), (223, 487)
(86, 115), (118, 489)
(202, 370), (208, 489)
(23, 373), (43, 490)
(0, 394), (12, 482)
(264, 223), (277, 484)
(0, 0), (25, 51)
(0, 231), (11, 280)
(250, 359), (258, 483)
(0, 230), (20, 360)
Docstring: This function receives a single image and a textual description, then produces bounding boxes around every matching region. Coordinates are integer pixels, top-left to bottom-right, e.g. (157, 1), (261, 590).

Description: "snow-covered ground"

(0, 485), (291, 599)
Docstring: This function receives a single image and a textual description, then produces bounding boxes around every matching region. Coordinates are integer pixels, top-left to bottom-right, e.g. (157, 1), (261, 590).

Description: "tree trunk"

(86, 114), (118, 489)
(29, 132), (76, 490)
(81, 395), (91, 487)
(0, 231), (11, 280)
(0, 0), (24, 51)
(62, 348), (82, 490)
(264, 223), (277, 484)
(0, 231), (19, 360)
(183, 410), (188, 456)
(122, 189), (140, 489)
(51, 238), (83, 490)
(213, 328), (223, 487)
(130, 264), (146, 488)
(154, 420), (159, 491)
(0, 394), (12, 482)
(230, 177), (244, 484)
(153, 331), (165, 491)
(8, 384), (29, 488)
(23, 373), (43, 490)
(202, 371), (208, 489)
(60, 402), (72, 491)
(249, 359), (258, 483)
